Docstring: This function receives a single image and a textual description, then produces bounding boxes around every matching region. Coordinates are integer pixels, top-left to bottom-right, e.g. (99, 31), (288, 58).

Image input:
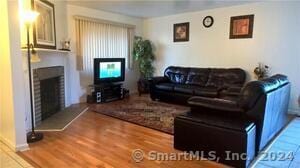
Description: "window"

(75, 16), (134, 73)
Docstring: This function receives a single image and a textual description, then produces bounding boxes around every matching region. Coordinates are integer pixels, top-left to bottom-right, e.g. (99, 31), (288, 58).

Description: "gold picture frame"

(32, 0), (56, 49)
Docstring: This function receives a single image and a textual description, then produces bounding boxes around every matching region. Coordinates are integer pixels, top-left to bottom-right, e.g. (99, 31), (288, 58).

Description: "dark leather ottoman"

(174, 112), (256, 168)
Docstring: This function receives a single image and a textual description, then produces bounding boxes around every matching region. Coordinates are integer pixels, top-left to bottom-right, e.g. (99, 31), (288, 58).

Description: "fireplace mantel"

(22, 48), (71, 54)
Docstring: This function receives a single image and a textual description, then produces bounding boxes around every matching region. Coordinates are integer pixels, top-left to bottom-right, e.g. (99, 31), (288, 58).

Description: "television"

(94, 58), (125, 84)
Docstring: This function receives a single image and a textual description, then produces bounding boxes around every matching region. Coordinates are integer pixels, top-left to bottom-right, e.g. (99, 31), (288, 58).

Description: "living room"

(0, 0), (300, 168)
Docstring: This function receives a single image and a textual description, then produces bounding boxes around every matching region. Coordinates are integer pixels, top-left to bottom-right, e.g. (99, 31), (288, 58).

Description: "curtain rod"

(73, 15), (136, 29)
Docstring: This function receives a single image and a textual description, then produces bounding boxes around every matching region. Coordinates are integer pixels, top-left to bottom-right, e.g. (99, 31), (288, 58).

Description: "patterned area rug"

(90, 94), (189, 134)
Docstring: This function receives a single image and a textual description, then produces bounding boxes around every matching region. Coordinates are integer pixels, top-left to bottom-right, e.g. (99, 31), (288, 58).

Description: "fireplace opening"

(33, 66), (65, 125)
(40, 77), (61, 120)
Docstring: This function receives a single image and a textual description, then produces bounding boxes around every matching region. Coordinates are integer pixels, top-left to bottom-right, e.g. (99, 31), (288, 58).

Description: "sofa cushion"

(164, 66), (190, 84)
(206, 68), (246, 88)
(155, 83), (174, 91)
(185, 68), (210, 86)
(219, 86), (242, 98)
(174, 85), (194, 94)
(188, 96), (243, 113)
(194, 87), (218, 97)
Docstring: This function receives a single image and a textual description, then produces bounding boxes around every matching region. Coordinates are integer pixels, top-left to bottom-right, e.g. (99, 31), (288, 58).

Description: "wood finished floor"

(18, 110), (227, 168)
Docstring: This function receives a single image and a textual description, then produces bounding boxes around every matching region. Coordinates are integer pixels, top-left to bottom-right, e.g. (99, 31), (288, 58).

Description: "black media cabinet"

(88, 83), (124, 103)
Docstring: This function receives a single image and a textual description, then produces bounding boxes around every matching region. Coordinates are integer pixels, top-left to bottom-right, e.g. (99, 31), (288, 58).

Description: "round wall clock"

(203, 16), (214, 28)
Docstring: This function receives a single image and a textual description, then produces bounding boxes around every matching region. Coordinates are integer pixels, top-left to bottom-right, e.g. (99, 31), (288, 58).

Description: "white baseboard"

(0, 135), (29, 152)
(15, 143), (29, 151)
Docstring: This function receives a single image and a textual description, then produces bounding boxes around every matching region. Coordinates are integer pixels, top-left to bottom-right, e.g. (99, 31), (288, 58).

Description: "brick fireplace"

(33, 66), (65, 126)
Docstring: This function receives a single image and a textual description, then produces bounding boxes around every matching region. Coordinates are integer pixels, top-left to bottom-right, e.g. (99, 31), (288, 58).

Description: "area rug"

(90, 94), (189, 134)
(35, 103), (89, 131)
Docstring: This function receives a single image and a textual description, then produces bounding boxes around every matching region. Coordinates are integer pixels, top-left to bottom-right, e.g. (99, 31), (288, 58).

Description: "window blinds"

(75, 16), (135, 73)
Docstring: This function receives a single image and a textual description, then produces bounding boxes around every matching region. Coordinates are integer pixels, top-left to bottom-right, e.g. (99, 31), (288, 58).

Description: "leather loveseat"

(174, 74), (290, 168)
(149, 66), (246, 104)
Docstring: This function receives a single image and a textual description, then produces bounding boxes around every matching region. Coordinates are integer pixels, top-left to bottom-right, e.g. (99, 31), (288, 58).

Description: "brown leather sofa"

(149, 66), (246, 104)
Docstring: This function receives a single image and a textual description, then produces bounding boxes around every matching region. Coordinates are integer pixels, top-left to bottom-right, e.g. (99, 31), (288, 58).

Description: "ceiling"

(67, 0), (255, 18)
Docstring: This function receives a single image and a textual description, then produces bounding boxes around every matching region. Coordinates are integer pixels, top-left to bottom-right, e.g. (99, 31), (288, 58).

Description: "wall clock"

(203, 16), (214, 28)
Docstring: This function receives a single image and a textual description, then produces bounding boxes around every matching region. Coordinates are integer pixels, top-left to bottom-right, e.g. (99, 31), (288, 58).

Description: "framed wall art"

(32, 0), (56, 49)
(229, 14), (254, 39)
(173, 22), (189, 42)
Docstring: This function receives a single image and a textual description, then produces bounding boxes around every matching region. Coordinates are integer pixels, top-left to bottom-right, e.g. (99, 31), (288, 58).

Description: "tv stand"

(88, 83), (125, 103)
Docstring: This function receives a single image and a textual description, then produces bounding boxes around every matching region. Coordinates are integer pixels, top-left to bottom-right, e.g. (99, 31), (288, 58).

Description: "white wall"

(143, 2), (300, 114)
(66, 5), (143, 103)
(0, 0), (28, 151)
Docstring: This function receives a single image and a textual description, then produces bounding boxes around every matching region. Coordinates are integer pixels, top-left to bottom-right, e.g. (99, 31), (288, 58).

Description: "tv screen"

(99, 62), (121, 79)
(94, 58), (125, 84)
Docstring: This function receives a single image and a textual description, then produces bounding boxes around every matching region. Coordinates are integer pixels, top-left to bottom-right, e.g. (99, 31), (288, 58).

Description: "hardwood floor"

(18, 111), (227, 168)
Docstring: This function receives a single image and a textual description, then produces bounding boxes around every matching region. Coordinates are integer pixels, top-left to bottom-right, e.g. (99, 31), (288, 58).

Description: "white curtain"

(75, 17), (134, 73)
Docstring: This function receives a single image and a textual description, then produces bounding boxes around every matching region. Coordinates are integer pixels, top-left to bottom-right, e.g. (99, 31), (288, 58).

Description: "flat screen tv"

(94, 58), (125, 84)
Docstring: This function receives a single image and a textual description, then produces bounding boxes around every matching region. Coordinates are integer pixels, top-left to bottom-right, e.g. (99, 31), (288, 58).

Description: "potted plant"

(133, 36), (155, 95)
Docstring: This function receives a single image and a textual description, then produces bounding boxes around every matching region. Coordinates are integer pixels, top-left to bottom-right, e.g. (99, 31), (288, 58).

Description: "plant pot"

(137, 78), (150, 96)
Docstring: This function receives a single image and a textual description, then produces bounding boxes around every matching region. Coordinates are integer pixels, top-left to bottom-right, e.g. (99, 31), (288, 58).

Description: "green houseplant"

(133, 36), (155, 95)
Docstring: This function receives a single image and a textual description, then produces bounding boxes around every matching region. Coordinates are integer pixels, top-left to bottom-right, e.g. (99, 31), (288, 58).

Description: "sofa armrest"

(149, 76), (169, 85)
(188, 96), (244, 113)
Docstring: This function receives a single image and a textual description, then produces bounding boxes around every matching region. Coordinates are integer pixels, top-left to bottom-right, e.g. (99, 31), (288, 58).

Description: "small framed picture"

(230, 15), (254, 39)
(173, 22), (189, 42)
(32, 0), (57, 49)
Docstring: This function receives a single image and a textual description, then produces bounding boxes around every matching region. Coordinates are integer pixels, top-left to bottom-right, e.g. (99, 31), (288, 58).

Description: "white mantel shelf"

(22, 48), (71, 54)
